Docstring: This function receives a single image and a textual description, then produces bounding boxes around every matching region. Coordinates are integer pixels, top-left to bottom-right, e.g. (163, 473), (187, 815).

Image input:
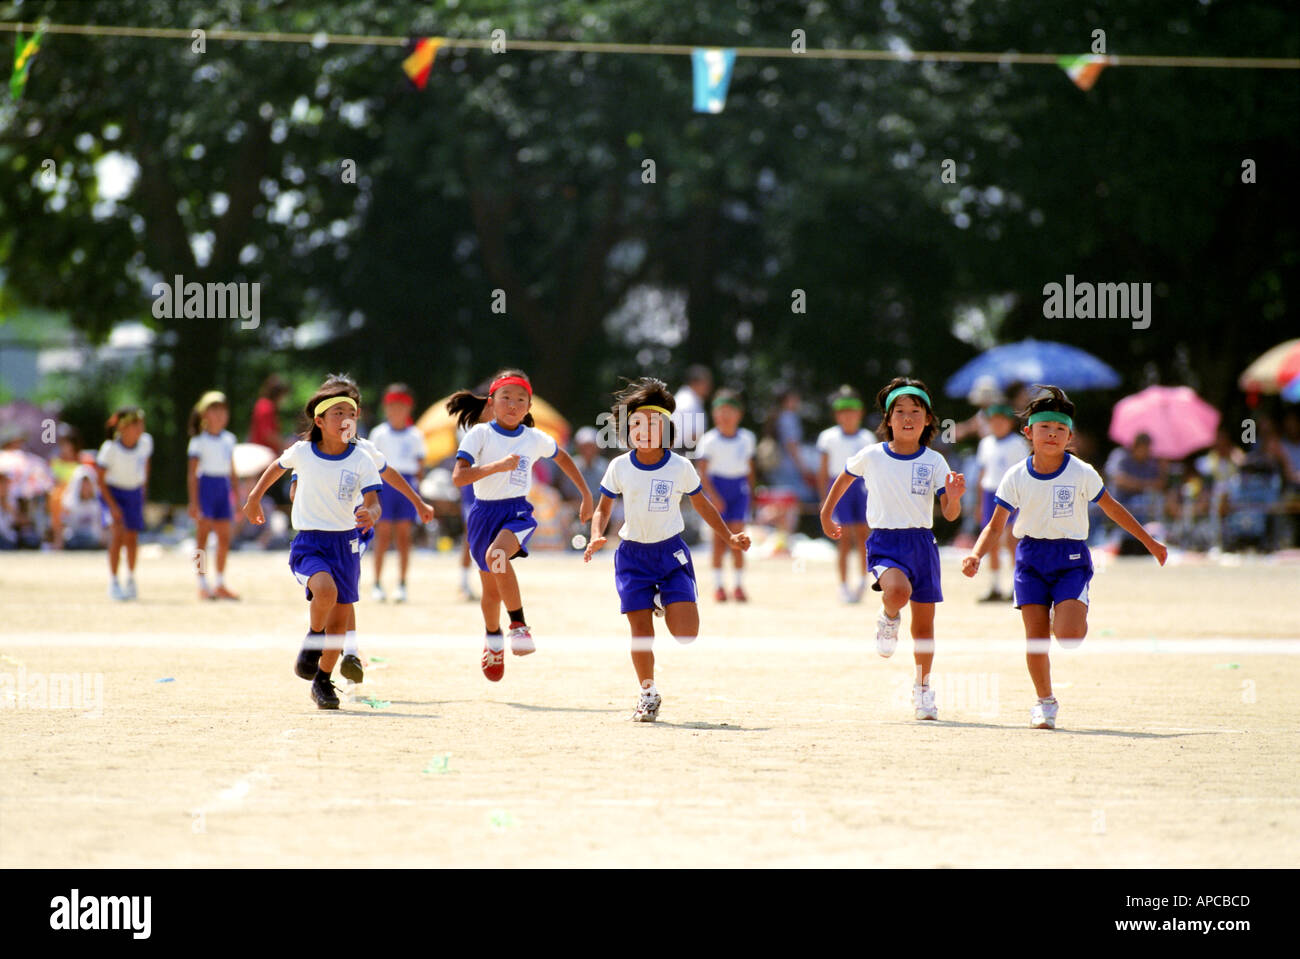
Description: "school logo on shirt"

(337, 469), (358, 502)
(1052, 484), (1075, 518)
(649, 479), (673, 512)
(509, 455), (530, 487)
(911, 463), (934, 496)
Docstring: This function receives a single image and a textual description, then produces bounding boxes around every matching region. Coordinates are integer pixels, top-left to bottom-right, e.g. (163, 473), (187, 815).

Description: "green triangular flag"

(11, 26), (46, 101)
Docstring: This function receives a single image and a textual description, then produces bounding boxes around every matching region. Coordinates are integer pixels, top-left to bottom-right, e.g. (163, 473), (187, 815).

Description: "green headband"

(711, 395), (742, 410)
(1027, 411), (1074, 429)
(987, 404), (1016, 418)
(832, 397), (864, 411)
(885, 385), (931, 411)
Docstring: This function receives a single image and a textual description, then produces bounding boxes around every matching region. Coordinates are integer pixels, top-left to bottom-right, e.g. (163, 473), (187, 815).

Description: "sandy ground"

(2, 544), (1298, 868)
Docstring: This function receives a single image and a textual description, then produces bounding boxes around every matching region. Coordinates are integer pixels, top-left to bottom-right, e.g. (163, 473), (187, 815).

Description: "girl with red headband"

(449, 369), (594, 681)
(368, 383), (427, 604)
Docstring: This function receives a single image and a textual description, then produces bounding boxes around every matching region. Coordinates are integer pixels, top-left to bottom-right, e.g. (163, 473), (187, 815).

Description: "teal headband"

(832, 397), (864, 411)
(987, 404), (1016, 418)
(711, 395), (742, 410)
(885, 385), (931, 411)
(1027, 411), (1074, 429)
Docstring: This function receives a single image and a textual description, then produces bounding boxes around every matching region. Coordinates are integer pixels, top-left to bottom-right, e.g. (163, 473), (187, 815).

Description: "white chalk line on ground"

(5, 633), (1300, 653)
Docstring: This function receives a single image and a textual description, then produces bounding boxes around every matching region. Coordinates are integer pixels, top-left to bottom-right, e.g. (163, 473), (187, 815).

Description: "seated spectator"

(57, 465), (105, 550)
(0, 474), (17, 549)
(1105, 432), (1167, 525)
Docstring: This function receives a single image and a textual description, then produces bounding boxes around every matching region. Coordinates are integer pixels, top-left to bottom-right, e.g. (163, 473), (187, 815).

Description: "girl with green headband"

(820, 377), (966, 721)
(972, 403), (1029, 603)
(816, 386), (874, 604)
(962, 385), (1167, 730)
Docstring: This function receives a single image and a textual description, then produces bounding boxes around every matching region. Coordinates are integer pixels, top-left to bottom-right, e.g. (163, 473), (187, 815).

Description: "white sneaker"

(395, 584), (408, 603)
(108, 580), (126, 601)
(913, 685), (938, 720)
(371, 584), (386, 602)
(123, 579), (137, 600)
(632, 690), (662, 722)
(839, 583), (854, 604)
(1031, 697), (1059, 729)
(508, 623), (535, 656)
(875, 611), (900, 658)
(853, 583), (866, 604)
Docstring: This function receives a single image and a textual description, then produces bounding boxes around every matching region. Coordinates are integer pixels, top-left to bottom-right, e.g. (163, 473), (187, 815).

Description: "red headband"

(384, 391), (414, 407)
(489, 376), (532, 397)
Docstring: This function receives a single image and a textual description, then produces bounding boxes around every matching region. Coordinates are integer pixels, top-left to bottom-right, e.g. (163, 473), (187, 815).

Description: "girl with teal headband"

(695, 389), (757, 603)
(962, 385), (1167, 729)
(973, 401), (1029, 603)
(820, 377), (966, 721)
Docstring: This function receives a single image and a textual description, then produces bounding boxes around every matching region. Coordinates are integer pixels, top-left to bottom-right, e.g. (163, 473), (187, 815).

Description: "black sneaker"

(340, 653), (364, 684)
(295, 642), (323, 680)
(310, 672), (339, 709)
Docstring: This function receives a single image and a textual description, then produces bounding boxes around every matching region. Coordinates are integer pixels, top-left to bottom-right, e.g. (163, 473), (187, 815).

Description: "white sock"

(344, 630), (358, 657)
(197, 574), (209, 591)
(126, 572), (135, 585)
(486, 631), (504, 652)
(109, 571), (119, 585)
(992, 567), (1004, 591)
(640, 679), (657, 696)
(733, 569), (743, 587)
(713, 569), (724, 589)
(459, 567), (469, 587)
(215, 572), (225, 587)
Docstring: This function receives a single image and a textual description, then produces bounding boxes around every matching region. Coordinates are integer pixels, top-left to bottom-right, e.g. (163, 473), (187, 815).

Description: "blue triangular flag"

(692, 48), (735, 113)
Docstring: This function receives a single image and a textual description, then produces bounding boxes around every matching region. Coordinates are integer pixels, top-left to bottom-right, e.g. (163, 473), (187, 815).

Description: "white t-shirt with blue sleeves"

(278, 440), (383, 531)
(187, 430), (236, 477)
(368, 423), (424, 475)
(695, 427), (756, 479)
(456, 421), (558, 501)
(844, 442), (950, 529)
(994, 453), (1105, 541)
(97, 433), (153, 489)
(976, 432), (1030, 491)
(599, 449), (702, 544)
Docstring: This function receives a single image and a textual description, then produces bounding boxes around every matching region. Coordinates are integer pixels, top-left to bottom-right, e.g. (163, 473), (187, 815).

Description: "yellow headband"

(634, 405), (671, 417)
(314, 396), (358, 417)
(194, 390), (227, 415)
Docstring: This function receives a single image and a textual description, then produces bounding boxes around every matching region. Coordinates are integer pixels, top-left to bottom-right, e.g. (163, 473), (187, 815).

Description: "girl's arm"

(696, 458), (722, 506)
(583, 495), (615, 561)
(187, 457), (200, 519)
(817, 452), (829, 496)
(961, 505), (1010, 576)
(144, 458), (151, 501)
(551, 448), (594, 522)
(819, 471), (856, 539)
(1097, 490), (1168, 564)
(939, 471), (966, 521)
(690, 490), (751, 551)
(354, 489), (382, 531)
(380, 465), (436, 523)
(95, 464), (122, 522)
(242, 461), (288, 524)
(452, 455), (517, 487)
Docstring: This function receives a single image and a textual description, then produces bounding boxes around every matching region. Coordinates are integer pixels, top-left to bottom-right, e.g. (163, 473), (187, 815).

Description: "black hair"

(875, 377), (936, 446)
(1019, 384), (1076, 422)
(301, 375), (361, 443)
(106, 406), (144, 440)
(711, 387), (743, 410)
(829, 384), (863, 407)
(187, 395), (229, 437)
(384, 382), (413, 401)
(611, 377), (676, 446)
(446, 368), (534, 432)
(259, 374), (290, 400)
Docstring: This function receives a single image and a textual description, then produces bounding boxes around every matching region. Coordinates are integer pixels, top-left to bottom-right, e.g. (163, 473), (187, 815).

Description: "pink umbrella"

(1108, 386), (1220, 460)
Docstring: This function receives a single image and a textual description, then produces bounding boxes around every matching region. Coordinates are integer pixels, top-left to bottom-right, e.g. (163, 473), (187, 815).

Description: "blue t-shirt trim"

(360, 484), (382, 495)
(882, 442), (926, 461)
(935, 486), (946, 498)
(843, 466), (862, 479)
(630, 449), (671, 471)
(490, 421), (525, 438)
(598, 485), (621, 499)
(993, 495), (1015, 512)
(455, 450), (475, 465)
(1090, 485), (1107, 503)
(311, 442), (354, 461)
(1026, 452), (1071, 480)
(685, 484), (703, 496)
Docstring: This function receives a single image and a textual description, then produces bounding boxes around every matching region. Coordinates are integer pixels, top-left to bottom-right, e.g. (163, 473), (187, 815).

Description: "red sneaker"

(714, 587), (728, 602)
(733, 586), (748, 602)
(481, 638), (505, 682)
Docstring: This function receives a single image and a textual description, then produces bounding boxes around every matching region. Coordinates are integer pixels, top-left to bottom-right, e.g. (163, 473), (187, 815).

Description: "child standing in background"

(821, 378), (965, 721)
(585, 378), (750, 721)
(972, 403), (1030, 603)
(450, 369), (593, 681)
(816, 386), (875, 604)
(695, 389), (756, 602)
(96, 407), (152, 601)
(368, 383), (426, 603)
(187, 391), (241, 600)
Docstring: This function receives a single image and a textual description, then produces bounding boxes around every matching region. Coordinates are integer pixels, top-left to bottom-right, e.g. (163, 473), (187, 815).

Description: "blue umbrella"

(944, 338), (1121, 399)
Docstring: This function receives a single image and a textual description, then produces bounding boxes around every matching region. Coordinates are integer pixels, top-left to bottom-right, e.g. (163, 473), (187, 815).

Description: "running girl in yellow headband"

(448, 368), (594, 681)
(963, 385), (1166, 730)
(243, 377), (384, 710)
(585, 377), (750, 722)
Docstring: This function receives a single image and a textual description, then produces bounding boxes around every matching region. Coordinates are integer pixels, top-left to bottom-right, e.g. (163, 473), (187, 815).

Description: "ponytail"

(448, 368), (535, 431)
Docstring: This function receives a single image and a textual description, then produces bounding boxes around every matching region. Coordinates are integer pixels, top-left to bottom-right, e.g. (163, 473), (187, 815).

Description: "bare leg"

(1051, 599), (1089, 649)
(836, 535), (850, 584)
(396, 522), (412, 583)
(627, 608), (656, 684)
(213, 520), (231, 574)
(107, 525), (123, 576)
(1021, 604), (1053, 697)
(486, 530), (522, 610)
(479, 570), (502, 632)
(876, 566), (912, 618)
(124, 531), (138, 573)
(373, 521), (392, 582)
(664, 601), (699, 643)
(306, 571), (337, 633)
(909, 601), (936, 684)
(319, 602), (350, 673)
